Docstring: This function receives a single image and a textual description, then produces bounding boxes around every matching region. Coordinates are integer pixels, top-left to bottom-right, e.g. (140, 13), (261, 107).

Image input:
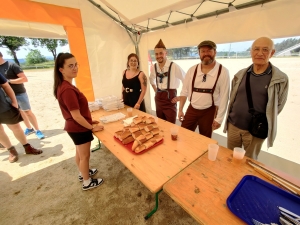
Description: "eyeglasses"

(252, 47), (270, 54)
(67, 63), (79, 70)
(202, 74), (206, 82)
(129, 60), (138, 63)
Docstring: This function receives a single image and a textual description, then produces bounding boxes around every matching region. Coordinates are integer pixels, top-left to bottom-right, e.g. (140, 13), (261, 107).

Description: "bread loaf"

(122, 135), (134, 144)
(133, 117), (143, 124)
(132, 131), (142, 139)
(145, 117), (155, 124)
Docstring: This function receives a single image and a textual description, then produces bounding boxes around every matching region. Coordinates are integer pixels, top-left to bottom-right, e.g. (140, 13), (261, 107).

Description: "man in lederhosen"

(149, 39), (185, 124)
(178, 40), (230, 138)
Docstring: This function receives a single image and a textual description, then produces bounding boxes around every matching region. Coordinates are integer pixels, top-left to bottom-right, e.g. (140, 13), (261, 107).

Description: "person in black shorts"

(0, 73), (42, 163)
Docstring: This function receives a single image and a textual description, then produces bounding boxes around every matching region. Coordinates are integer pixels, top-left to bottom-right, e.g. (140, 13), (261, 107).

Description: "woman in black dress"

(122, 53), (147, 112)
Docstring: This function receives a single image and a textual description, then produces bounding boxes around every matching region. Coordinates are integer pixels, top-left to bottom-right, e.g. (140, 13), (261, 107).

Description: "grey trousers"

(227, 122), (265, 160)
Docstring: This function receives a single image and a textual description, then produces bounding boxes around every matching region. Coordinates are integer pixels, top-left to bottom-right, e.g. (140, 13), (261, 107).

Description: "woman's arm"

(70, 110), (103, 132)
(135, 71), (147, 109)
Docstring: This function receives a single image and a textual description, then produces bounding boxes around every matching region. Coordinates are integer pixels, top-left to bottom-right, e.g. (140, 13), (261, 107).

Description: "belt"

(125, 87), (133, 93)
(156, 89), (176, 99)
(193, 88), (213, 93)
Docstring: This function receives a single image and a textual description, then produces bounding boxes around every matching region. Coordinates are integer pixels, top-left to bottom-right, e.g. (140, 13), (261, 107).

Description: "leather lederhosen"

(181, 64), (222, 137)
(154, 62), (177, 123)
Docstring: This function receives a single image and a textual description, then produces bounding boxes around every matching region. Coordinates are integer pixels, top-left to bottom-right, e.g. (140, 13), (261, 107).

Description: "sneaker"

(82, 178), (104, 191)
(35, 130), (45, 139)
(24, 128), (35, 136)
(79, 168), (98, 182)
(24, 144), (43, 155)
(8, 146), (19, 163)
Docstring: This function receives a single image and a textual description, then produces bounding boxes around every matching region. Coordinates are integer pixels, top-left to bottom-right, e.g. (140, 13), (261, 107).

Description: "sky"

(1, 36), (299, 59)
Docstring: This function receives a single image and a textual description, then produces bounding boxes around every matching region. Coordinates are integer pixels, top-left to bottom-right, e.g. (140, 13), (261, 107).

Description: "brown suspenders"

(190, 64), (223, 106)
(154, 62), (173, 90)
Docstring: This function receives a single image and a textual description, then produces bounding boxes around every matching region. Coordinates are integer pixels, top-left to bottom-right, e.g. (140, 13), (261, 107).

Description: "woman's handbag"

(245, 73), (268, 139)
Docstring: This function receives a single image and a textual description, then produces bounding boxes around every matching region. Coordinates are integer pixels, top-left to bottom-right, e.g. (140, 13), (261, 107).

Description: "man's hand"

(178, 111), (185, 122)
(171, 96), (180, 104)
(212, 120), (221, 130)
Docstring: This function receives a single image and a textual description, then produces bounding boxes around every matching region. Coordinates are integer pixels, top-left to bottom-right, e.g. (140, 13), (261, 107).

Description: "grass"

(21, 60), (54, 70)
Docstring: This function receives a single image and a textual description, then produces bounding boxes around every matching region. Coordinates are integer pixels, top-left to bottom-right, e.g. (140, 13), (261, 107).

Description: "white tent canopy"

(1, 0), (299, 109)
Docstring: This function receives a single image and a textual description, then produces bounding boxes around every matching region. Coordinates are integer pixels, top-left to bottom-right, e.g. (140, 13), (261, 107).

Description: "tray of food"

(114, 116), (163, 154)
(226, 175), (300, 225)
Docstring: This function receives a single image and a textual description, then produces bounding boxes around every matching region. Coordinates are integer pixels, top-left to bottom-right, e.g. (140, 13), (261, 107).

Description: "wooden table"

(163, 146), (300, 224)
(91, 107), (217, 218)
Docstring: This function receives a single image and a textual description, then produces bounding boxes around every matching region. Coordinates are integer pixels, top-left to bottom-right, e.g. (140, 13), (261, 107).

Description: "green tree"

(31, 38), (68, 60)
(25, 49), (47, 64)
(0, 36), (28, 65)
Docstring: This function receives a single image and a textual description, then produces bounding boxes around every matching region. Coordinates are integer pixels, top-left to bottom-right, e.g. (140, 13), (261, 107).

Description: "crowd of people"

(0, 36), (289, 191)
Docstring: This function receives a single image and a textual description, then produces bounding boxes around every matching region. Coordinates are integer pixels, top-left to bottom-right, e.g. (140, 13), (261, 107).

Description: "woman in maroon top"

(54, 53), (104, 191)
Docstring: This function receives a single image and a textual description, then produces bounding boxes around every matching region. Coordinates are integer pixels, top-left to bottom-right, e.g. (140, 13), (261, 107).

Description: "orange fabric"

(0, 0), (94, 101)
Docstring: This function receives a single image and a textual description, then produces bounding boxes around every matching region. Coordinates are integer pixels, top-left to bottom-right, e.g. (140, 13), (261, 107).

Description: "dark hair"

(127, 53), (139, 68)
(53, 52), (75, 99)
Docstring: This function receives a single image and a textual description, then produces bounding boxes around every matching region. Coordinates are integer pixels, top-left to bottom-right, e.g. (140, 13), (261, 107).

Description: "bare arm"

(151, 84), (157, 92)
(1, 82), (18, 108)
(135, 72), (147, 109)
(9, 72), (28, 84)
(70, 109), (104, 132)
(178, 96), (187, 122)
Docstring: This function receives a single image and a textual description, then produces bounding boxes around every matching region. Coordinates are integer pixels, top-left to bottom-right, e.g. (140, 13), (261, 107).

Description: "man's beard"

(201, 56), (214, 65)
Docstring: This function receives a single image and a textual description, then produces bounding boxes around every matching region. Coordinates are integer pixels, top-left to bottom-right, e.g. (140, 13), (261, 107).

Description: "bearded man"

(178, 40), (230, 138)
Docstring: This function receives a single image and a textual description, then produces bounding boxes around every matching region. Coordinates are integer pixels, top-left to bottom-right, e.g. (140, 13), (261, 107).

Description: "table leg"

(144, 189), (163, 220)
(91, 139), (101, 152)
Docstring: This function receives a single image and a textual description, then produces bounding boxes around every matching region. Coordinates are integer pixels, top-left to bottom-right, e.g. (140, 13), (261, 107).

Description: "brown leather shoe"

(8, 146), (19, 163)
(24, 144), (43, 155)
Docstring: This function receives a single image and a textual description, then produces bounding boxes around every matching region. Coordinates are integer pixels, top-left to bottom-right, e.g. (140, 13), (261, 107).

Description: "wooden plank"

(163, 146), (300, 225)
(92, 107), (217, 193)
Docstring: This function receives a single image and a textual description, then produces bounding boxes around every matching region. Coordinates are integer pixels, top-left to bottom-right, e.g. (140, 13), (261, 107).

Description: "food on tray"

(150, 128), (160, 136)
(133, 117), (143, 124)
(122, 135), (134, 144)
(132, 131), (142, 139)
(145, 117), (155, 124)
(144, 123), (158, 132)
(129, 126), (140, 133)
(115, 116), (163, 153)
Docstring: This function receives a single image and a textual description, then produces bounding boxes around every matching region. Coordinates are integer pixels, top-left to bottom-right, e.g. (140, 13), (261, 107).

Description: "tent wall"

(1, 0), (134, 101)
(138, 0), (300, 112)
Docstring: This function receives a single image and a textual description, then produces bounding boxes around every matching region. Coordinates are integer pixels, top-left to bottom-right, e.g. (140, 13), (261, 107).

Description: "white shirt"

(149, 59), (185, 89)
(180, 62), (230, 124)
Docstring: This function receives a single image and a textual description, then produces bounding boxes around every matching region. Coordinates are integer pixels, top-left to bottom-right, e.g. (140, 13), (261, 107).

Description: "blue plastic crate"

(226, 175), (300, 225)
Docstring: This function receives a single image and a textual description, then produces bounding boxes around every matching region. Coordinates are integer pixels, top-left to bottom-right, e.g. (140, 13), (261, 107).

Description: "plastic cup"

(233, 147), (246, 159)
(208, 144), (219, 161)
(170, 127), (178, 141)
(127, 108), (133, 117)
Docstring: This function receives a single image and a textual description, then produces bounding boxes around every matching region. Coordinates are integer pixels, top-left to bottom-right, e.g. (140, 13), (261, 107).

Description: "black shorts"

(67, 131), (94, 145)
(0, 107), (23, 124)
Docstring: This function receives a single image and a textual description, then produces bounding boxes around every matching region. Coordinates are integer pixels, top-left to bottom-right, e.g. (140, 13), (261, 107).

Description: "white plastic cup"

(208, 144), (219, 161)
(170, 127), (179, 141)
(233, 147), (246, 159)
(127, 108), (133, 117)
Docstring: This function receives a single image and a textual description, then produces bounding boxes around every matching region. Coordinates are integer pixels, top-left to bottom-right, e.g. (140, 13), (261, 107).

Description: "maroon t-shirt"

(57, 80), (92, 132)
